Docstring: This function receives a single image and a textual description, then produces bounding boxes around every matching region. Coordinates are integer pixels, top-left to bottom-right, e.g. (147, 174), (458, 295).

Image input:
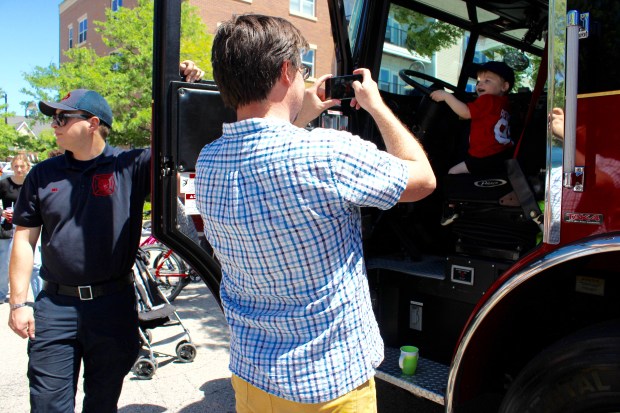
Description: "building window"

(301, 48), (316, 79)
(385, 15), (407, 48)
(78, 18), (88, 44)
(378, 68), (406, 94)
(68, 26), (74, 49)
(290, 0), (315, 18)
(392, 73), (404, 94)
(111, 0), (123, 12)
(379, 68), (390, 92)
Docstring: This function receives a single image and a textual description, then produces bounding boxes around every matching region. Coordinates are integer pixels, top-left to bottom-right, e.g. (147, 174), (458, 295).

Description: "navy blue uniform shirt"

(14, 145), (150, 285)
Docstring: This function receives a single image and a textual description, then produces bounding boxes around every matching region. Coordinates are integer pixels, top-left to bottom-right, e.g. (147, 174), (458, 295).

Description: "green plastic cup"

(399, 345), (419, 375)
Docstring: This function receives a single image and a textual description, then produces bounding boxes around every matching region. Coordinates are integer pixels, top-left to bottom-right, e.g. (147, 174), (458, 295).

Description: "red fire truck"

(151, 0), (620, 411)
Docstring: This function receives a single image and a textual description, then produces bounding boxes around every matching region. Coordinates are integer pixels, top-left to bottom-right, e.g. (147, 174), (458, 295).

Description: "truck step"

(376, 345), (448, 405)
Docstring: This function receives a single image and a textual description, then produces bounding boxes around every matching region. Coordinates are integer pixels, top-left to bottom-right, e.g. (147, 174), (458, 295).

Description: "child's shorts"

(464, 148), (513, 175)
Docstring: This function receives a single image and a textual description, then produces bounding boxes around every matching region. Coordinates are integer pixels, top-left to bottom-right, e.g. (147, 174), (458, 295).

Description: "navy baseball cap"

(39, 89), (113, 127)
(468, 61), (515, 90)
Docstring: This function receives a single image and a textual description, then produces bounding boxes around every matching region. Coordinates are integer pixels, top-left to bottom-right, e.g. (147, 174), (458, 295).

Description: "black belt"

(42, 273), (134, 300)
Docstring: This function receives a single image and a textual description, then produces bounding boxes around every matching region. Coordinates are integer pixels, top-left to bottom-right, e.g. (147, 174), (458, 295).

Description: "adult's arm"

(351, 68), (436, 202)
(8, 225), (41, 339)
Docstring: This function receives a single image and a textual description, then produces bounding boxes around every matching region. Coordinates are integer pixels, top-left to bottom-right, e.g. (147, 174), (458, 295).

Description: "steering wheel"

(399, 69), (458, 95)
(397, 69), (462, 157)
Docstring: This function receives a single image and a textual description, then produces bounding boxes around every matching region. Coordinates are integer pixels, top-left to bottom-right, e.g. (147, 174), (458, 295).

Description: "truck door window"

(414, 0), (498, 22)
(468, 37), (541, 93)
(344, 0), (364, 52)
(380, 3), (469, 95)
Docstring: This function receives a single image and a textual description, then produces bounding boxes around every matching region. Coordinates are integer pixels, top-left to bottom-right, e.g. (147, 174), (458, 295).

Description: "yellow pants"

(231, 374), (377, 413)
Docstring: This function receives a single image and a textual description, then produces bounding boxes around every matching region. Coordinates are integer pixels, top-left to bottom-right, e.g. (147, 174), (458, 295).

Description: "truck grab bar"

(563, 10), (589, 191)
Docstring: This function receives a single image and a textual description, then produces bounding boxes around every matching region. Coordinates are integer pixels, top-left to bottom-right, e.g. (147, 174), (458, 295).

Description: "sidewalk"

(0, 282), (235, 412)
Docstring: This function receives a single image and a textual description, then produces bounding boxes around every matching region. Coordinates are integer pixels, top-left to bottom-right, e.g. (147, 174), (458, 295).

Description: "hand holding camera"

(325, 74), (363, 100)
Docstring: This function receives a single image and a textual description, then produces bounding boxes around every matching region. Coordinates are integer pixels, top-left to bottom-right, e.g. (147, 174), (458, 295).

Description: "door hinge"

(161, 156), (175, 177)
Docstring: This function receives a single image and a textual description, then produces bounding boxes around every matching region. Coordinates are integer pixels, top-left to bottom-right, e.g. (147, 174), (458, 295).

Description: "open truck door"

(151, 0), (233, 304)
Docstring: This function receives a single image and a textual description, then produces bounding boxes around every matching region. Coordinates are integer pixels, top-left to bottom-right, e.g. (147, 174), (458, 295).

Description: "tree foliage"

(0, 87), (21, 160)
(0, 131), (20, 162)
(392, 5), (540, 91)
(13, 129), (57, 158)
(21, 0), (213, 148)
(393, 5), (463, 58)
(478, 46), (542, 91)
(0, 90), (57, 159)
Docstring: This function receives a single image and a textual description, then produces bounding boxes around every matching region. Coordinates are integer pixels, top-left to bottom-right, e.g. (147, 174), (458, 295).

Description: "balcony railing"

(379, 80), (406, 94)
(385, 24), (408, 48)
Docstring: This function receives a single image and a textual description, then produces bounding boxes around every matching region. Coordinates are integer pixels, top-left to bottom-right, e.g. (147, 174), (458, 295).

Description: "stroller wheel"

(176, 340), (197, 363)
(139, 329), (153, 347)
(145, 329), (153, 344)
(132, 356), (157, 379)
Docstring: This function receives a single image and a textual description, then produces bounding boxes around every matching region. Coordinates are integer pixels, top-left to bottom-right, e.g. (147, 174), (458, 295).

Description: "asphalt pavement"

(1, 279), (444, 413)
(0, 281), (236, 413)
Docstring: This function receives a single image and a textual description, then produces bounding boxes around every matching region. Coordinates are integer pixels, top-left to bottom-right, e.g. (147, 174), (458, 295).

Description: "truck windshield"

(379, 2), (541, 95)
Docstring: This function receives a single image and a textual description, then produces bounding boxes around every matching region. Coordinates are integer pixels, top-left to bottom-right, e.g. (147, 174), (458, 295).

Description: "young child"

(430, 61), (515, 225)
(431, 60), (515, 175)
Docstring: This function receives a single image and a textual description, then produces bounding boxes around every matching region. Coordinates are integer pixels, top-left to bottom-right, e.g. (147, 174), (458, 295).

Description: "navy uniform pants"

(27, 285), (140, 413)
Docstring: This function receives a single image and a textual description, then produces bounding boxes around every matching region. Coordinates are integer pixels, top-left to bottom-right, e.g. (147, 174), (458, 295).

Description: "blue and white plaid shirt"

(195, 117), (408, 403)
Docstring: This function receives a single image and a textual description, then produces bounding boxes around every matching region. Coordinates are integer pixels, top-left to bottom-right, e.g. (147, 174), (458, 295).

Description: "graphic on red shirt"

(92, 174), (116, 196)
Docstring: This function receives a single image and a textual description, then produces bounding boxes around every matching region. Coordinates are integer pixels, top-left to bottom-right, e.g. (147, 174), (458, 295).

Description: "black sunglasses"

(51, 113), (93, 127)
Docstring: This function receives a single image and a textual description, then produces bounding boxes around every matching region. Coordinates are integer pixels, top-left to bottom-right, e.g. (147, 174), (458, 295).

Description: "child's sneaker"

(440, 212), (458, 226)
(440, 205), (458, 226)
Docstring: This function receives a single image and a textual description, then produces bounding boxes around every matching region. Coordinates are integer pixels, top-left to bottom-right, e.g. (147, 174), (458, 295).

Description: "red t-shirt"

(466, 94), (512, 158)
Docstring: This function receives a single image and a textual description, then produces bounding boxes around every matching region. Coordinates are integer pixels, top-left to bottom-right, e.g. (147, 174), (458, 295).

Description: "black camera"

(325, 74), (363, 100)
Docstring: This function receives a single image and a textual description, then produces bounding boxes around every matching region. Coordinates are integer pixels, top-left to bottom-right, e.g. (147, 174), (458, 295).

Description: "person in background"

(0, 154), (33, 303)
(7, 61), (202, 412)
(195, 14), (435, 413)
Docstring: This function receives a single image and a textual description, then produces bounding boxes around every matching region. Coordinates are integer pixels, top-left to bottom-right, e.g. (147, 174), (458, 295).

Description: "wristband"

(9, 302), (33, 310)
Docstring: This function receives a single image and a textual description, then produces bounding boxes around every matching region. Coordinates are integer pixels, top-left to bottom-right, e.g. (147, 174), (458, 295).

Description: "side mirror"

(504, 50), (530, 71)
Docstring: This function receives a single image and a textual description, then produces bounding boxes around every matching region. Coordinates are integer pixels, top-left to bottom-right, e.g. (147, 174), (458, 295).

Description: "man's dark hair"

(47, 148), (64, 158)
(212, 14), (309, 109)
(98, 123), (111, 140)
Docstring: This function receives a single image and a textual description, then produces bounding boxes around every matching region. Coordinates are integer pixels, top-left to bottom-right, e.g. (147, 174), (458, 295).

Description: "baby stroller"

(131, 248), (198, 379)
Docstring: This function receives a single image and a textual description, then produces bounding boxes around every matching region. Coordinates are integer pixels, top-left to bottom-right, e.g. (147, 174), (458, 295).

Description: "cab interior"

(327, 0), (550, 360)
(337, 0), (549, 259)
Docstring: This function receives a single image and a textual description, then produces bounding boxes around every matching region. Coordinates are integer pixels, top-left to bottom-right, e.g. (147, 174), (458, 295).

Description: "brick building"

(58, 0), (335, 82)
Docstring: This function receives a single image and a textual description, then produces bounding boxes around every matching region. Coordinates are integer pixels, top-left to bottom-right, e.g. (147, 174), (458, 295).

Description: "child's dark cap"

(475, 61), (515, 89)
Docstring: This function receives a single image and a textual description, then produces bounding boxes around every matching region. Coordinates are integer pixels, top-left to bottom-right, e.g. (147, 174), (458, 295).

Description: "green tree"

(0, 88), (20, 160)
(392, 5), (463, 58)
(0, 124), (20, 161)
(392, 5), (540, 90)
(478, 46), (542, 91)
(21, 0), (213, 148)
(13, 128), (57, 159)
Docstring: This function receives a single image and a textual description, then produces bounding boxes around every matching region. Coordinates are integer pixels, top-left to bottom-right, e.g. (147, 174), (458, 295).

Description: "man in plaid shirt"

(195, 14), (436, 413)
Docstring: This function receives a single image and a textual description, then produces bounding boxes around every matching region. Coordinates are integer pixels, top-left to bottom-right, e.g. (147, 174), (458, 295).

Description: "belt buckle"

(78, 285), (93, 300)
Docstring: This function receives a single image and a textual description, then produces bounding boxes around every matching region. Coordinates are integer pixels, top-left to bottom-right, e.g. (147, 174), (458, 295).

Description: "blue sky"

(0, 1), (61, 116)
